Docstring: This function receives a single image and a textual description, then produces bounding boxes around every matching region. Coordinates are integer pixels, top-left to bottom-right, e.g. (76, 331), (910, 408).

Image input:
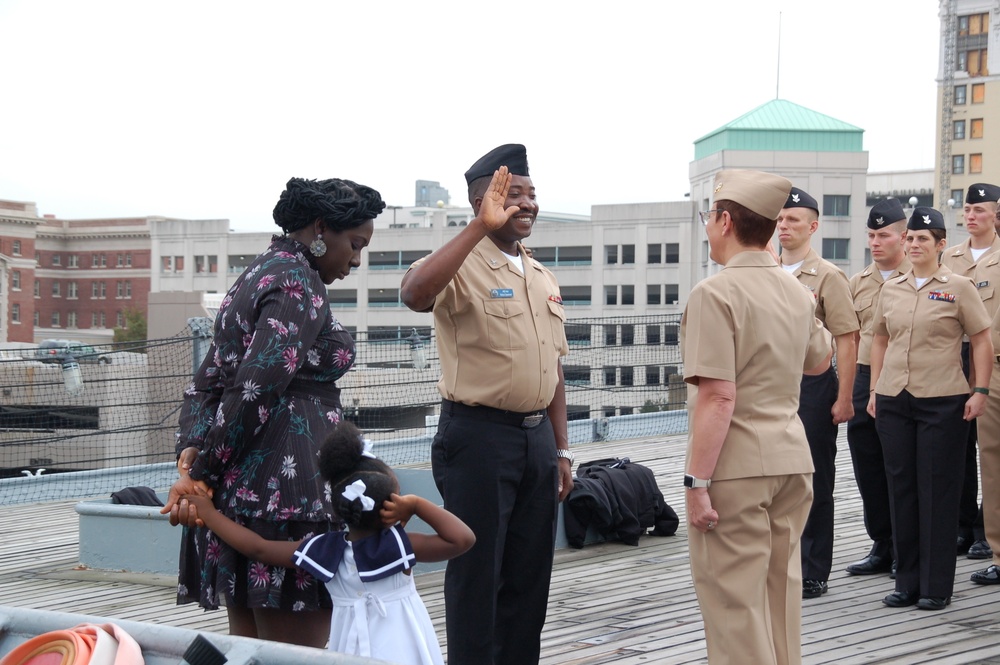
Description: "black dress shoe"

(846, 553), (893, 575)
(917, 596), (951, 610)
(971, 564), (1000, 585)
(802, 579), (828, 599)
(890, 560), (897, 579)
(967, 539), (993, 559)
(957, 534), (974, 555)
(883, 590), (919, 607)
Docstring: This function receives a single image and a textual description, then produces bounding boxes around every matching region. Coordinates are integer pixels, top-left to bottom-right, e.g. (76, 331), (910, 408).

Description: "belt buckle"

(521, 413), (544, 428)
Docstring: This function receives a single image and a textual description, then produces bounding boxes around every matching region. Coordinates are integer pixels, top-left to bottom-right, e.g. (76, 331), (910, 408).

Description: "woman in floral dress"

(162, 177), (385, 646)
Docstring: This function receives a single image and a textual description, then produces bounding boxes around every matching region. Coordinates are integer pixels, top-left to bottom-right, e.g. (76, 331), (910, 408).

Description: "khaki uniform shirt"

(872, 265), (990, 398)
(973, 253), (1000, 353)
(787, 248), (860, 337)
(849, 259), (910, 366)
(682, 251), (831, 480)
(942, 234), (1000, 277)
(409, 236), (568, 412)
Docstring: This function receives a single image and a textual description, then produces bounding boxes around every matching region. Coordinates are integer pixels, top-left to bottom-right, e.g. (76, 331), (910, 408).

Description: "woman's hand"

(160, 475), (213, 527)
(866, 392), (877, 418)
(965, 392), (987, 421)
(686, 488), (719, 534)
(176, 447), (199, 476)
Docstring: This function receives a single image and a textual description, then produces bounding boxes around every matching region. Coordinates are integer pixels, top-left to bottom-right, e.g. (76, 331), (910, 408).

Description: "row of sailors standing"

(793, 182), (1000, 609)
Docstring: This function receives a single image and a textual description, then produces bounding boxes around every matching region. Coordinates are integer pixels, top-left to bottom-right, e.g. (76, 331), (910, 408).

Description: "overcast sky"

(0, 1), (941, 232)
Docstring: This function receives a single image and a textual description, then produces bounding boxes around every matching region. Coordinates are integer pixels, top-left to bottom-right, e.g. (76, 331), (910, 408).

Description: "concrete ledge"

(0, 605), (389, 664)
(76, 494), (179, 575)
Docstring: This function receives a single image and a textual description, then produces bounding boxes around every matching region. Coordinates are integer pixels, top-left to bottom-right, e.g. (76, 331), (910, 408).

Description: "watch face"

(684, 475), (693, 488)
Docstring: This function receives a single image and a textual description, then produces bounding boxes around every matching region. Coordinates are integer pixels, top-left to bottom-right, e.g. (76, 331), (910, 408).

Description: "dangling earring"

(309, 235), (327, 257)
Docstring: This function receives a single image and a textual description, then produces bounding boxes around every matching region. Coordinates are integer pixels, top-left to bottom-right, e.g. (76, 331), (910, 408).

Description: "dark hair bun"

(273, 177), (386, 233)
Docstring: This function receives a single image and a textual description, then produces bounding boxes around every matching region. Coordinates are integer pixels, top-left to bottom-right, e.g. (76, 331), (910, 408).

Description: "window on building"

(958, 14), (970, 35)
(124, 281), (131, 298)
(665, 243), (680, 263)
(954, 120), (966, 139)
(822, 238), (850, 261)
(955, 85), (967, 105)
(560, 285), (591, 305)
(117, 254), (124, 267)
(92, 254), (99, 267)
(162, 256), (173, 272)
(52, 254), (61, 267)
(563, 365), (590, 386)
(953, 155), (966, 174)
(605, 245), (618, 265)
(51, 312), (60, 327)
(966, 49), (989, 77)
(34, 252), (40, 264)
(621, 284), (634, 305)
(605, 285), (617, 306)
(958, 50), (968, 71)
(116, 281), (123, 298)
(67, 312), (77, 328)
(367, 288), (400, 307)
(646, 366), (662, 386)
(126, 253), (133, 267)
(621, 325), (634, 345)
(701, 240), (710, 263)
(665, 324), (680, 345)
(972, 83), (985, 103)
(951, 189), (964, 207)
(604, 324), (617, 345)
(971, 118), (984, 139)
(969, 12), (988, 34)
(620, 366), (634, 386)
(646, 324), (661, 345)
(971, 154), (983, 174)
(101, 254), (107, 267)
(68, 254), (78, 268)
(33, 311), (39, 326)
(603, 366), (616, 385)
(173, 256), (183, 271)
(68, 281), (77, 299)
(823, 195), (850, 217)
(116, 311), (124, 328)
(12, 240), (20, 256)
(34, 281), (39, 298)
(101, 311), (106, 327)
(665, 283), (680, 305)
(92, 282), (99, 298)
(11, 304), (19, 323)
(328, 289), (358, 307)
(555, 246), (591, 266)
(100, 281), (106, 298)
(647, 284), (661, 305)
(621, 245), (635, 264)
(11, 271), (20, 290)
(565, 323), (591, 346)
(51, 282), (60, 298)
(647, 244), (661, 264)
(92, 312), (98, 327)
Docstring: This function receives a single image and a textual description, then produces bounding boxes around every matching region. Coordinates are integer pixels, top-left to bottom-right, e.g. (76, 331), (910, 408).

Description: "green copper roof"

(694, 99), (864, 159)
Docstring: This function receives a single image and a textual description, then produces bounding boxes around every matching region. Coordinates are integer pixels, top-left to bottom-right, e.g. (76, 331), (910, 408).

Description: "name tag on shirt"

(490, 288), (514, 299)
(928, 291), (956, 303)
(977, 280), (990, 289)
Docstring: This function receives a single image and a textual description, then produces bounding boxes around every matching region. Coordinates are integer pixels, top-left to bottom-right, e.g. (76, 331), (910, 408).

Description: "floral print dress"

(175, 235), (353, 611)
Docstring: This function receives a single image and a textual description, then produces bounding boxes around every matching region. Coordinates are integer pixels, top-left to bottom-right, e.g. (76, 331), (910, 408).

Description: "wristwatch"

(556, 449), (575, 464)
(684, 474), (712, 489)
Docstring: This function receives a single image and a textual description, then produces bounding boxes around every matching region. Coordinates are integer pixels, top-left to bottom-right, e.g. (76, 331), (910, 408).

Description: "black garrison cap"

(464, 144), (530, 186)
(868, 199), (906, 229)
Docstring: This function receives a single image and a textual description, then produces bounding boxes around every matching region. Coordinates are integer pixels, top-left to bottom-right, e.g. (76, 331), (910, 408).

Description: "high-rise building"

(936, 0), (999, 227)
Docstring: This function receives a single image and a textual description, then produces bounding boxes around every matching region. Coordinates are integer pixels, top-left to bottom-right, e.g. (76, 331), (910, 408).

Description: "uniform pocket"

(547, 299), (567, 353)
(483, 299), (527, 350)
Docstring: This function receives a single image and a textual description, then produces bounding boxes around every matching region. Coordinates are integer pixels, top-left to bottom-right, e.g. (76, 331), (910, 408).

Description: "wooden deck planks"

(2, 427), (1000, 664)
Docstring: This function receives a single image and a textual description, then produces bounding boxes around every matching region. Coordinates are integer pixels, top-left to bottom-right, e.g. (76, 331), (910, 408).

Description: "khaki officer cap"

(712, 169), (792, 221)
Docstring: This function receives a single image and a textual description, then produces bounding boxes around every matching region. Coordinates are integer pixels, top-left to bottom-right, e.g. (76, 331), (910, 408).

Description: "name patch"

(978, 280), (990, 289)
(928, 291), (956, 302)
(490, 288), (514, 299)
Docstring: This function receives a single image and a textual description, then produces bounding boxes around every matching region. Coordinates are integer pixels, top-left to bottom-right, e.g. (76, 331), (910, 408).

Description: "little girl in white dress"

(184, 421), (475, 664)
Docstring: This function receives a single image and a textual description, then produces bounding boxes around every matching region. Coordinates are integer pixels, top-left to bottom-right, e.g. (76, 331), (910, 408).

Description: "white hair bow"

(342, 479), (375, 511)
(361, 437), (376, 459)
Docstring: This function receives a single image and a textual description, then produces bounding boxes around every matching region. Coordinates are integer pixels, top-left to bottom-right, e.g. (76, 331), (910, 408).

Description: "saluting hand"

(478, 166), (520, 231)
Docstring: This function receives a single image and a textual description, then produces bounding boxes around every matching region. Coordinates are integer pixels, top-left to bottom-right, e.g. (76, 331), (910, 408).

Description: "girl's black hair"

(272, 177), (386, 234)
(319, 420), (396, 531)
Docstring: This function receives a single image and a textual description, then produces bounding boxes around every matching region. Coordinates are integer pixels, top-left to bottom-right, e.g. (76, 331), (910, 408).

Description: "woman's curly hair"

(319, 420), (396, 531)
(272, 177), (386, 234)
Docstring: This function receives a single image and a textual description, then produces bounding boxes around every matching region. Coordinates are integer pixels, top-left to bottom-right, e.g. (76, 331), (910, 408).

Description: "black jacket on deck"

(563, 458), (679, 549)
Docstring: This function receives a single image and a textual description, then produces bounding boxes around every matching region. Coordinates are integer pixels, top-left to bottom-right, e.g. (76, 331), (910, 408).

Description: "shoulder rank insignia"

(928, 291), (956, 302)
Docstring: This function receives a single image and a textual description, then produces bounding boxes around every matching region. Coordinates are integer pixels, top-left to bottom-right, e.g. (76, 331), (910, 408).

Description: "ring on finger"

(707, 521), (715, 530)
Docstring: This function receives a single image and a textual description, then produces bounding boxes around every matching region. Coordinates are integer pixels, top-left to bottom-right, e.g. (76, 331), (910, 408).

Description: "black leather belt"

(441, 399), (547, 429)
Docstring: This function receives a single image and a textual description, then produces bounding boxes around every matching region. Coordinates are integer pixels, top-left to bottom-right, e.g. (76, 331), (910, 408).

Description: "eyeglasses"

(699, 209), (722, 226)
